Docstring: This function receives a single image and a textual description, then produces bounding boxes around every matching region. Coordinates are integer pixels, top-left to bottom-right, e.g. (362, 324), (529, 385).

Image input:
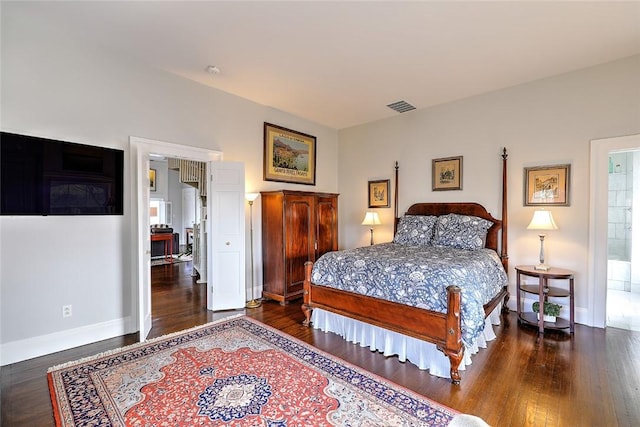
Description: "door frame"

(130, 136), (222, 340)
(589, 133), (640, 328)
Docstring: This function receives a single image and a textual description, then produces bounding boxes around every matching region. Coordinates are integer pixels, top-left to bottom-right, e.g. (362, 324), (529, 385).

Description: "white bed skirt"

(310, 304), (502, 379)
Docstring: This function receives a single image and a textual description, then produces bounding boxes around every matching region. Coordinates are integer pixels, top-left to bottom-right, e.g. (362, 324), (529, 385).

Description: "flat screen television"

(0, 132), (124, 215)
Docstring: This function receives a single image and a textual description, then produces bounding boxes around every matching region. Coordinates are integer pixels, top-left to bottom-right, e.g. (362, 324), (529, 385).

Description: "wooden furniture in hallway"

(151, 232), (175, 262)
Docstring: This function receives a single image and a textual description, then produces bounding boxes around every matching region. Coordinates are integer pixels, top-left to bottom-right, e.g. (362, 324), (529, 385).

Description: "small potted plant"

(532, 301), (562, 322)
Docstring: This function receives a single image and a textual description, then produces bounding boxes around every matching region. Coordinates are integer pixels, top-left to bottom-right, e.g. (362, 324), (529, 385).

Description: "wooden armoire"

(261, 190), (338, 305)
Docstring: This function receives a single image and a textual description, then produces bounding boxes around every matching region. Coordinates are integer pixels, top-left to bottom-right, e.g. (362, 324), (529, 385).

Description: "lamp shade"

(245, 192), (259, 202)
(361, 211), (381, 226)
(527, 210), (558, 231)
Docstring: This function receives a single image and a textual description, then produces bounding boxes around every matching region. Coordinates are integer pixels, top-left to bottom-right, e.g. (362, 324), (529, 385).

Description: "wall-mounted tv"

(1, 132), (124, 215)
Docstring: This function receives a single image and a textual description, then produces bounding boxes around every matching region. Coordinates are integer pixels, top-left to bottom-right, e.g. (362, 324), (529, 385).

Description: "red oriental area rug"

(48, 315), (459, 426)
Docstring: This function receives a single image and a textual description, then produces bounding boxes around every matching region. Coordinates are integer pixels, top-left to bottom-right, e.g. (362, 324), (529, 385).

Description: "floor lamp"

(246, 193), (261, 308)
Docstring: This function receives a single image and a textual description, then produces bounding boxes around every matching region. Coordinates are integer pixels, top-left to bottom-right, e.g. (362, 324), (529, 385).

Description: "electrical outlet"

(62, 305), (72, 318)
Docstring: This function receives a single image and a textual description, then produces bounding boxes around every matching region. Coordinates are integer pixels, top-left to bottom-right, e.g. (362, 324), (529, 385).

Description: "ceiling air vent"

(386, 100), (416, 113)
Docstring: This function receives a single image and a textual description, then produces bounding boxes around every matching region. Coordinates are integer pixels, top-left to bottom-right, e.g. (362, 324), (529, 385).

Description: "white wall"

(0, 12), (338, 364)
(338, 55), (640, 326)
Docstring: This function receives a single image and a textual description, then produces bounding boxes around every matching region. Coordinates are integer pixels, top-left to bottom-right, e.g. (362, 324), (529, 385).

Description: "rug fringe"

(47, 313), (245, 373)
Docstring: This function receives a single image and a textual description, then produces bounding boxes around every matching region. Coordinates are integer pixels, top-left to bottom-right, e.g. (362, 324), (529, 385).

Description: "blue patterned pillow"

(433, 213), (493, 250)
(393, 215), (437, 246)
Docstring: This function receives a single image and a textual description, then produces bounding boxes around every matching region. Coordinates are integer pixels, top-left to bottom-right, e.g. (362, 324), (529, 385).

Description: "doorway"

(130, 136), (223, 340)
(606, 150), (640, 331)
(149, 158), (203, 274)
(149, 157), (205, 336)
(589, 134), (640, 329)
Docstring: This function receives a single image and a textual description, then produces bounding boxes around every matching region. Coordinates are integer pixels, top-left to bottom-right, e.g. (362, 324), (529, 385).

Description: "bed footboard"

(302, 261), (465, 384)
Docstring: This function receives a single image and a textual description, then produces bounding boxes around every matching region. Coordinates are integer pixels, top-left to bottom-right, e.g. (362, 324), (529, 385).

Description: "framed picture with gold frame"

(368, 179), (390, 208)
(263, 122), (316, 185)
(149, 169), (157, 192)
(432, 156), (463, 191)
(524, 164), (571, 206)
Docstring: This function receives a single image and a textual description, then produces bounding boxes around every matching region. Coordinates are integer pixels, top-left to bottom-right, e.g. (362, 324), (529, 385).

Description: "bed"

(302, 149), (509, 384)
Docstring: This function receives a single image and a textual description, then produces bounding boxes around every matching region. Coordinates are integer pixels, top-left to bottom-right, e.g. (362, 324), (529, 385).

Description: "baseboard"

(0, 316), (136, 366)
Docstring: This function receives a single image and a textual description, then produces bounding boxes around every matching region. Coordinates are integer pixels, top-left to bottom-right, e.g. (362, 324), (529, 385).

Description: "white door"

(207, 161), (246, 310)
(136, 152), (153, 340)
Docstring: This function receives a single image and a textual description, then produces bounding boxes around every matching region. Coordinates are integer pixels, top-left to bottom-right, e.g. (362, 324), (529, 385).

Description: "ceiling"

(5, 1), (640, 129)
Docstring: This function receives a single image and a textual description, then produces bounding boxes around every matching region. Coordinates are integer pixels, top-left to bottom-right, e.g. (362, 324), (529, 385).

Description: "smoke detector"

(205, 65), (221, 74)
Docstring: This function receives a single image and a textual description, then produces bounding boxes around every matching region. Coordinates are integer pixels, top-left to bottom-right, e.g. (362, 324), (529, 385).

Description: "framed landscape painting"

(263, 122), (316, 185)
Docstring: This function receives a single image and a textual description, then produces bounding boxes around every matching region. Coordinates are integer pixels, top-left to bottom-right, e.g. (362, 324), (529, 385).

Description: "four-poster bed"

(302, 149), (509, 384)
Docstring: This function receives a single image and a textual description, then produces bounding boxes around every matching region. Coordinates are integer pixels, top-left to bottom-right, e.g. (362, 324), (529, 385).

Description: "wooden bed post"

(394, 161), (399, 233)
(501, 148), (509, 272)
(501, 148), (510, 313)
(302, 261), (313, 326)
(442, 285), (463, 385)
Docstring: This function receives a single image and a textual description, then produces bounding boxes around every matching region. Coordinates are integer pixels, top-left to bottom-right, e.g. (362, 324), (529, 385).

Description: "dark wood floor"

(2, 261), (639, 426)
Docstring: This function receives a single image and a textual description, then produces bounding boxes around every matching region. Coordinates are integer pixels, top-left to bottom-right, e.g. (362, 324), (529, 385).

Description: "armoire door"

(285, 194), (315, 297)
(315, 195), (338, 258)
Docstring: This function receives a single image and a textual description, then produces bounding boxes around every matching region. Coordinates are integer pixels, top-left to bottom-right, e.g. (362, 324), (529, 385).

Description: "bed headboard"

(392, 149), (509, 271)
(403, 202), (502, 253)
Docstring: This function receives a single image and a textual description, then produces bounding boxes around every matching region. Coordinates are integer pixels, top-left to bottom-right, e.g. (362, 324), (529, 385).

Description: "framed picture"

(368, 179), (390, 208)
(149, 169), (157, 192)
(524, 164), (571, 206)
(263, 122), (316, 185)
(432, 156), (463, 191)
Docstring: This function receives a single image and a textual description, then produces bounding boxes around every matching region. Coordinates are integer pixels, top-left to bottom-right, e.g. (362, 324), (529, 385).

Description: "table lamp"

(362, 211), (381, 245)
(526, 209), (558, 271)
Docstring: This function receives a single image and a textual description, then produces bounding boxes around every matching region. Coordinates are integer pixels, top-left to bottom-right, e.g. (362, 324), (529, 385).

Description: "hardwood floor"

(2, 261), (639, 426)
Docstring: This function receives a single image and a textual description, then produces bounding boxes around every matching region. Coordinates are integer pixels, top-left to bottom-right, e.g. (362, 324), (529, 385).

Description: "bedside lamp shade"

(527, 210), (558, 231)
(362, 211), (381, 246)
(527, 210), (558, 271)
(361, 211), (381, 226)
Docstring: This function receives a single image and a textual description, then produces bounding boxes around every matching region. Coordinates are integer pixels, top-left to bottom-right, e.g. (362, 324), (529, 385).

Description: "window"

(150, 200), (172, 226)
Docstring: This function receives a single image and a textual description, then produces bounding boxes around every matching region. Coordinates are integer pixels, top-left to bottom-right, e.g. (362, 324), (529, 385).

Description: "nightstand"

(515, 265), (574, 334)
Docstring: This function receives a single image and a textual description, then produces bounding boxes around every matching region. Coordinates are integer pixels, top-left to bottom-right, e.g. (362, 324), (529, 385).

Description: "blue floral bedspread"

(311, 243), (508, 346)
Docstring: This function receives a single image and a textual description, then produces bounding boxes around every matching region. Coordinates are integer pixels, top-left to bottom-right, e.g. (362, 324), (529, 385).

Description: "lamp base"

(245, 299), (262, 309)
(534, 263), (551, 271)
